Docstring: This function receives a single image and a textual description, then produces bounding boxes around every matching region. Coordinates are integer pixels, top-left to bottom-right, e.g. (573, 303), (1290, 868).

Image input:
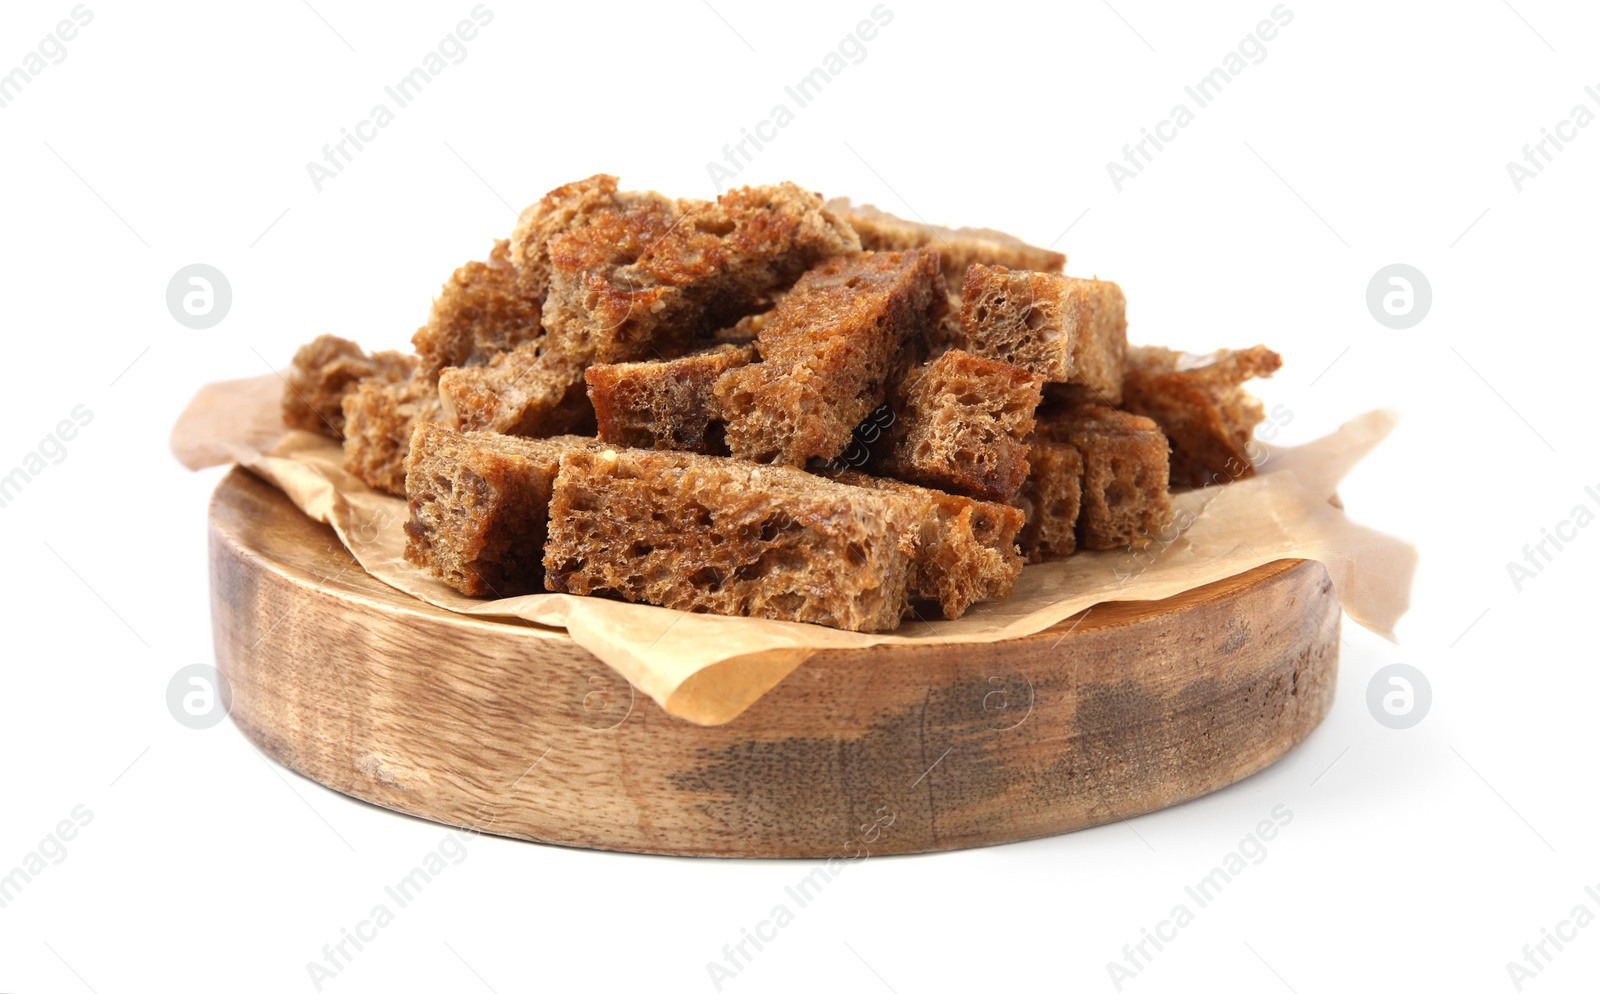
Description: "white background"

(2, 0), (1597, 991)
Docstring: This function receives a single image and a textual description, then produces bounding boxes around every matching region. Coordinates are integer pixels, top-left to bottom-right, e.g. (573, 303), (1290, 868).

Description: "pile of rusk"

(282, 176), (1280, 632)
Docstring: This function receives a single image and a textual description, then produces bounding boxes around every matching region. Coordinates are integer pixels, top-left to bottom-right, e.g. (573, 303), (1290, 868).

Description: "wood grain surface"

(210, 467), (1341, 858)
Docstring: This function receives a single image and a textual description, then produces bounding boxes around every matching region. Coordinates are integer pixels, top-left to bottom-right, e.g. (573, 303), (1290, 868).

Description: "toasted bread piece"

(1012, 439), (1084, 562)
(507, 174), (675, 302)
(826, 469), (1024, 620)
(541, 182), (861, 365)
(282, 335), (412, 439)
(445, 180), (858, 437)
(715, 250), (947, 466)
(437, 344), (597, 437)
(877, 349), (1042, 503)
(412, 240), (545, 377)
(544, 448), (917, 632)
(825, 199), (1065, 285)
(961, 265), (1127, 402)
(1121, 345), (1283, 489)
(585, 344), (755, 453)
(402, 423), (598, 596)
(341, 372), (445, 495)
(1037, 405), (1171, 550)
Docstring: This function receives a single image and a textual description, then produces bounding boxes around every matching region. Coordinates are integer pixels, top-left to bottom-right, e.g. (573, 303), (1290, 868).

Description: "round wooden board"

(210, 467), (1340, 858)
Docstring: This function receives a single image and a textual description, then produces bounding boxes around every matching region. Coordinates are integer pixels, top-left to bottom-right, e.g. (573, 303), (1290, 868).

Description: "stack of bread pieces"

(281, 176), (1281, 633)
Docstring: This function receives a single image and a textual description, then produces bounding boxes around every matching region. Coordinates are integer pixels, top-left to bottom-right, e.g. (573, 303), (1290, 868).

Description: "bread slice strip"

(825, 199), (1065, 285)
(715, 249), (946, 466)
(876, 349), (1042, 503)
(402, 423), (599, 596)
(544, 448), (917, 633)
(585, 344), (755, 453)
(1121, 345), (1283, 489)
(1037, 405), (1171, 550)
(827, 469), (1024, 620)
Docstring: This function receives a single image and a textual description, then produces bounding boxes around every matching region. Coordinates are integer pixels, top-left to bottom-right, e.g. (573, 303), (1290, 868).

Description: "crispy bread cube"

(827, 469), (1024, 620)
(412, 240), (544, 377)
(445, 179), (856, 437)
(402, 423), (597, 596)
(715, 250), (947, 466)
(282, 335), (412, 439)
(585, 344), (754, 453)
(507, 174), (676, 302)
(541, 182), (860, 365)
(959, 266), (1077, 382)
(877, 349), (1042, 503)
(544, 448), (917, 632)
(341, 373), (444, 495)
(1012, 440), (1083, 562)
(824, 199), (1065, 285)
(1121, 345), (1283, 489)
(961, 265), (1128, 401)
(437, 344), (596, 437)
(1038, 405), (1171, 550)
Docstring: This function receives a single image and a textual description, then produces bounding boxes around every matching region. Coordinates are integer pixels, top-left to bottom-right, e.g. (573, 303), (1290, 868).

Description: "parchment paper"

(173, 375), (1417, 725)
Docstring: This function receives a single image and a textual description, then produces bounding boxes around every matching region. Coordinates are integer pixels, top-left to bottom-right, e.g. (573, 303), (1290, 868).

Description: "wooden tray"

(210, 467), (1340, 858)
